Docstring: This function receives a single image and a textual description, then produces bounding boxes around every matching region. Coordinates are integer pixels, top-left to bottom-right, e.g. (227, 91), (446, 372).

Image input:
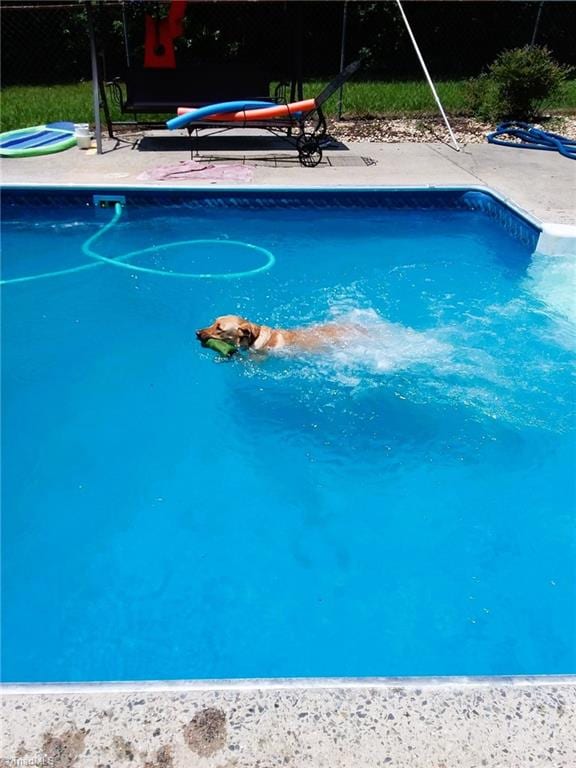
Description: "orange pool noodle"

(176, 99), (316, 122)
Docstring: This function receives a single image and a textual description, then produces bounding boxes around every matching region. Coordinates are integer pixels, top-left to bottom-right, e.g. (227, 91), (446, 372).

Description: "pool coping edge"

(2, 675), (575, 695)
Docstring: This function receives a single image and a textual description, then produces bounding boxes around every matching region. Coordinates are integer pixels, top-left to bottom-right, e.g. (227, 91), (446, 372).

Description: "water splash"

(323, 307), (453, 375)
(525, 249), (576, 327)
(239, 301), (574, 433)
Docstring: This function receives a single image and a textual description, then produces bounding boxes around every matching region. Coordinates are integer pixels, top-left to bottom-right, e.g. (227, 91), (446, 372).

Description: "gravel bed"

(328, 115), (576, 144)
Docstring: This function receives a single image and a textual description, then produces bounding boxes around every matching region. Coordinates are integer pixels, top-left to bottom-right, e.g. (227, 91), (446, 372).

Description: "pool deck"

(2, 135), (575, 767)
(2, 677), (575, 768)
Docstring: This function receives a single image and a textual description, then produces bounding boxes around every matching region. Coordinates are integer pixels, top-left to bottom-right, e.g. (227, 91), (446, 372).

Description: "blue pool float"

(166, 100), (273, 130)
(0, 121), (77, 157)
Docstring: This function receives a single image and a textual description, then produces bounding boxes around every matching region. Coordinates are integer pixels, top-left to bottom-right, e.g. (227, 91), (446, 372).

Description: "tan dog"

(196, 314), (352, 353)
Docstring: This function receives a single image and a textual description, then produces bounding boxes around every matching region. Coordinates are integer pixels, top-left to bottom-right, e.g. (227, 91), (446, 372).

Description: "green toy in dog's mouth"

(202, 338), (237, 358)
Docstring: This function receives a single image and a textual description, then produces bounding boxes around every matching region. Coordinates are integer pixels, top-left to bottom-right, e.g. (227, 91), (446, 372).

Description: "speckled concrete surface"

(2, 678), (575, 768)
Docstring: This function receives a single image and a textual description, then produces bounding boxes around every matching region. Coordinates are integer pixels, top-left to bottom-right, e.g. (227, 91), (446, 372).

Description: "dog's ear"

(238, 321), (259, 348)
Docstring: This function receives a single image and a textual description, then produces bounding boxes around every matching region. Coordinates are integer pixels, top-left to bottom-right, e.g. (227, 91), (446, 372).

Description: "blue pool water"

(1, 188), (575, 683)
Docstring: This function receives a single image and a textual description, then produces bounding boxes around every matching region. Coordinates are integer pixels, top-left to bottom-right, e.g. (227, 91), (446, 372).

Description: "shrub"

(468, 45), (573, 121)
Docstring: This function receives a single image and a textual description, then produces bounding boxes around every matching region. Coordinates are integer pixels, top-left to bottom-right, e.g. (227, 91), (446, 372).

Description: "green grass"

(305, 78), (576, 117)
(0, 82), (164, 133)
(2, 79), (576, 132)
(1, 83), (93, 132)
(305, 79), (476, 116)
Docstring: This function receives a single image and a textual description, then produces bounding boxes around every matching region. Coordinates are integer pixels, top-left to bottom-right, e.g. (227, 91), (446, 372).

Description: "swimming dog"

(196, 314), (353, 353)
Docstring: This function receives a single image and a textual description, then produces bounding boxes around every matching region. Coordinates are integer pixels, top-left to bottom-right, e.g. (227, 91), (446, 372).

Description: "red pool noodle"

(144, 0), (187, 69)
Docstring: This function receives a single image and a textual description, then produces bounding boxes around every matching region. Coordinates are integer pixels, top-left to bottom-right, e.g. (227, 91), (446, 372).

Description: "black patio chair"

(183, 59), (362, 167)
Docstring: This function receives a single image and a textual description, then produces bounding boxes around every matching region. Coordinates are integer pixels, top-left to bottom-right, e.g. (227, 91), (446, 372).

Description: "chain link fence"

(1, 1), (345, 88)
(2, 1), (93, 85)
(1, 1), (575, 130)
(4, 1), (575, 87)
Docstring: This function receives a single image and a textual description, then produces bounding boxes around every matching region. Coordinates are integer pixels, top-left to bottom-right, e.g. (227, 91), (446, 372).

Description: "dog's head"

(196, 315), (259, 350)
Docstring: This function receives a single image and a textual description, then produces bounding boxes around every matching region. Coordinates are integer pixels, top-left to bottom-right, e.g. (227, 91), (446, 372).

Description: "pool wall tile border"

(1, 183), (554, 256)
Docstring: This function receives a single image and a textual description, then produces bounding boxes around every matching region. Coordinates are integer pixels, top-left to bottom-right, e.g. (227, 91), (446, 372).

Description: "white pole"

(531, 1), (545, 46)
(337, 0), (348, 120)
(122, 1), (131, 68)
(86, 1), (103, 155)
(395, 0), (460, 151)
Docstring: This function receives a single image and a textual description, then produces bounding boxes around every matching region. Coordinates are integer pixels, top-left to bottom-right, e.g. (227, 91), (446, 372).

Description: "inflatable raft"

(0, 121), (77, 157)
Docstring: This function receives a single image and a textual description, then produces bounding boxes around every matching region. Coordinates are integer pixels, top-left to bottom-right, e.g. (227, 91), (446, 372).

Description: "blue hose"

(1, 202), (275, 285)
(487, 121), (576, 160)
(82, 204), (275, 280)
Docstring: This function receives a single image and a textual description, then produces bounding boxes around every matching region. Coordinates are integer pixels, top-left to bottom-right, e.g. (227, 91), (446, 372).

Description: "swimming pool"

(1, 186), (574, 683)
